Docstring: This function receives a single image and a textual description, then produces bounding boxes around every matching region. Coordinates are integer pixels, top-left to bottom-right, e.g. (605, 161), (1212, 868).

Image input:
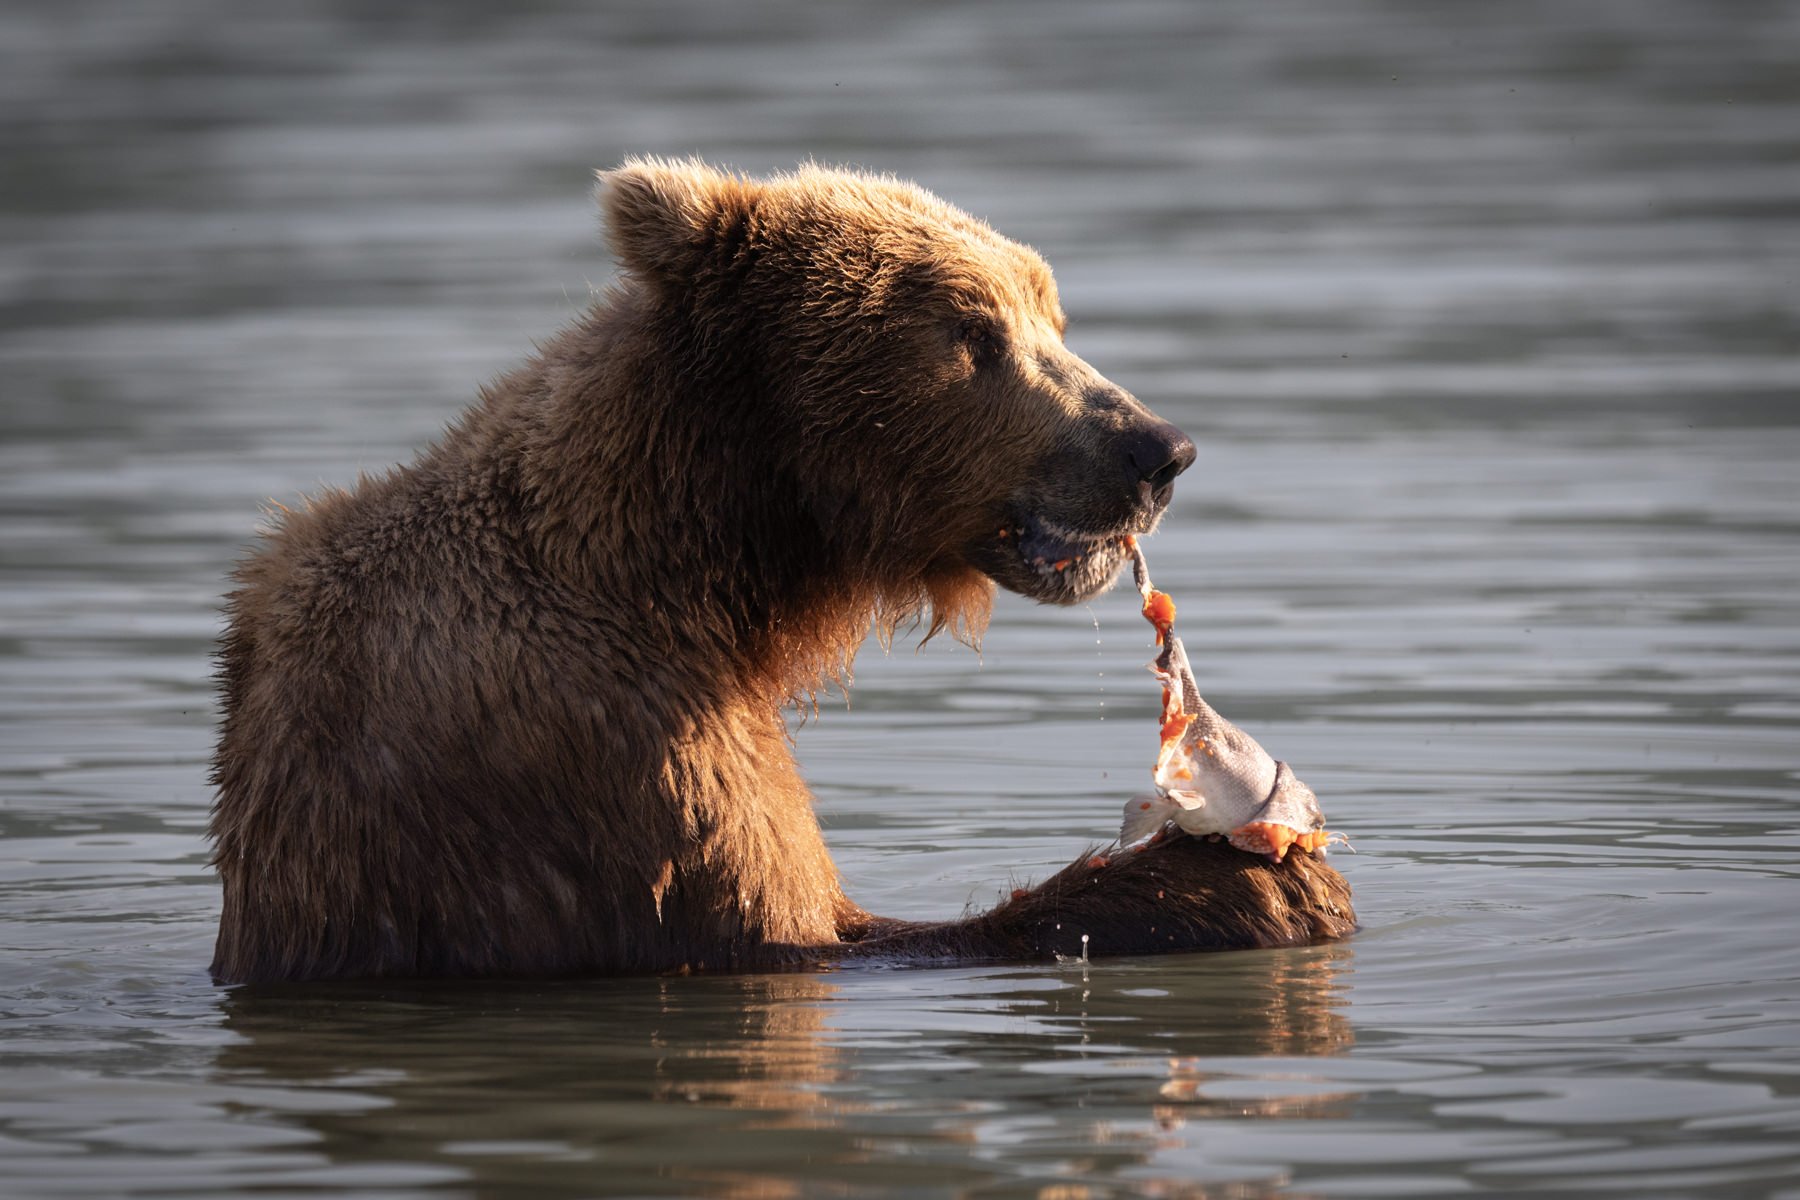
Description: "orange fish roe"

(1229, 822), (1336, 863)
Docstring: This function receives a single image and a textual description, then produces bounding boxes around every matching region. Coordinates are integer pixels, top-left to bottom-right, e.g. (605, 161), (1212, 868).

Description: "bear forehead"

(766, 166), (1063, 325)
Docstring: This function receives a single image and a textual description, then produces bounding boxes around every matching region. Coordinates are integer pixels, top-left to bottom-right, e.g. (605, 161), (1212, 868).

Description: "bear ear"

(597, 157), (758, 286)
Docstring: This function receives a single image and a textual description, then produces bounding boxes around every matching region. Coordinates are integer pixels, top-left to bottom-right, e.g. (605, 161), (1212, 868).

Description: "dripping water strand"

(1087, 606), (1104, 722)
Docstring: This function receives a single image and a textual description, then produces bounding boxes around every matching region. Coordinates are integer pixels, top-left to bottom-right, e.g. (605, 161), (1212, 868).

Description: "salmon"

(1118, 540), (1344, 862)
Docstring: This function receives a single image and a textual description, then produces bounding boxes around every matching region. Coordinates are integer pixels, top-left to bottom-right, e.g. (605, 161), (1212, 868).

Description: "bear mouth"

(980, 513), (1151, 605)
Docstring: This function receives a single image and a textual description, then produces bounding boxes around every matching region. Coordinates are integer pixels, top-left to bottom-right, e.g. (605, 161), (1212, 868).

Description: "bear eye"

(956, 317), (1001, 358)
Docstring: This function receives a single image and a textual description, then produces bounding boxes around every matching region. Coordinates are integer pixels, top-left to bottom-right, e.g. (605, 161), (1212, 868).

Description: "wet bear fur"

(208, 160), (1354, 982)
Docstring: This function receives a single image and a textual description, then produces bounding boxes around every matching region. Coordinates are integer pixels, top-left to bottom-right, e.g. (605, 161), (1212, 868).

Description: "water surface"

(4, 1), (1799, 1195)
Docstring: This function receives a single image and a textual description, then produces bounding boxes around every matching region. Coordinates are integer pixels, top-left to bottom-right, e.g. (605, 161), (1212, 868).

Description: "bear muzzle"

(973, 417), (1195, 606)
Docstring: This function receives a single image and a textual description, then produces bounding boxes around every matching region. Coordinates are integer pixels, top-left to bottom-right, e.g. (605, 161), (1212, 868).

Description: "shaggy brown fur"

(208, 160), (1354, 983)
(839, 836), (1353, 965)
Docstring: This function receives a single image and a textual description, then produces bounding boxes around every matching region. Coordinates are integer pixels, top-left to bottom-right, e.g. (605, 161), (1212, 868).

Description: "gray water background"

(4, 1), (1799, 1196)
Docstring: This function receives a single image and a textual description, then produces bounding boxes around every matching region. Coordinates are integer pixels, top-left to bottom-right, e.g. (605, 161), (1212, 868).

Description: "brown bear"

(208, 159), (1354, 984)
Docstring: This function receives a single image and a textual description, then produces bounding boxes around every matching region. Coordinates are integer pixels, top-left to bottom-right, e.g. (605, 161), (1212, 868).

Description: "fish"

(1118, 540), (1343, 862)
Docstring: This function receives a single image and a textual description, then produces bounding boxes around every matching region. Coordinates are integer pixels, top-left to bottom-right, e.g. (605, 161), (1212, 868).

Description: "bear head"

(598, 158), (1194, 619)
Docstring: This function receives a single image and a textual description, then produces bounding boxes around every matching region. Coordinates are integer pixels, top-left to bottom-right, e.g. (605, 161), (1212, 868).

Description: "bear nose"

(1125, 422), (1196, 494)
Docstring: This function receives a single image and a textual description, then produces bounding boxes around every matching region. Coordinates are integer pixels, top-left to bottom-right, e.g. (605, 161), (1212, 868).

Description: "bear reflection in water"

(211, 944), (1354, 1194)
(207, 159), (1353, 984)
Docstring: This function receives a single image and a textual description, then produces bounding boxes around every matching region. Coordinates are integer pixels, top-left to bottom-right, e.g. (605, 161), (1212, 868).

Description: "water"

(4, 0), (1799, 1195)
